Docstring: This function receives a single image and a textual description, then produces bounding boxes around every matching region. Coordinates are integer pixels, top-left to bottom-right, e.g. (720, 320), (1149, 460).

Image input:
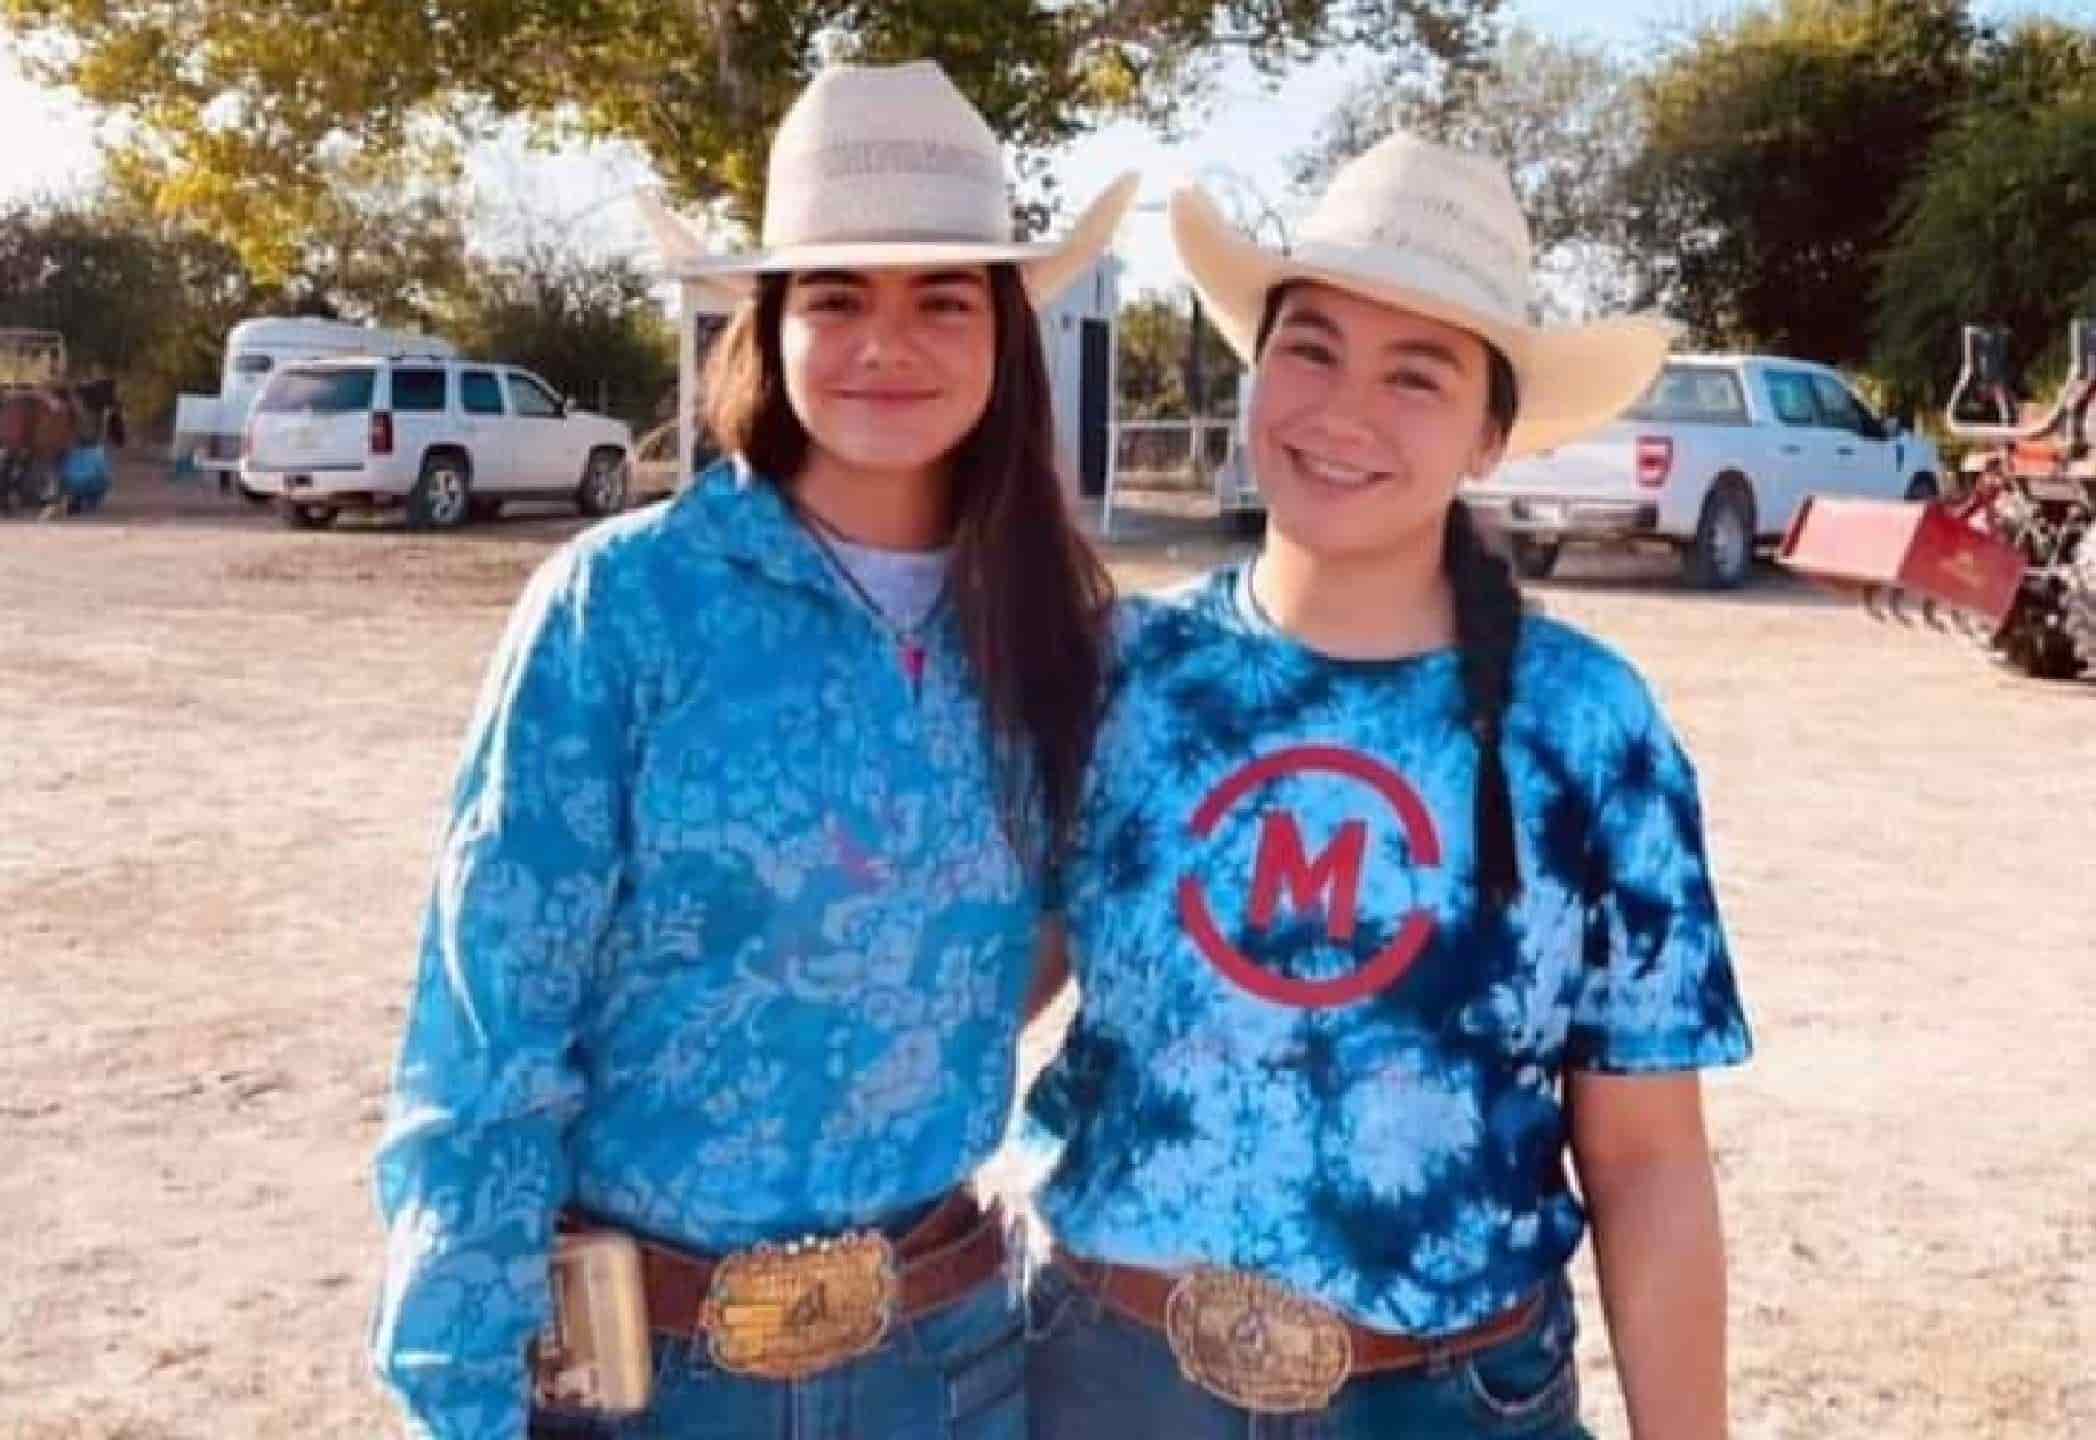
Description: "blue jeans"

(1026, 1262), (1592, 1440)
(532, 1268), (1026, 1440)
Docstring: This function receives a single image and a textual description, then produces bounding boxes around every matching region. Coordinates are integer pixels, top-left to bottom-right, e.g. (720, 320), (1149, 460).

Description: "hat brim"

(677, 172), (1139, 312)
(1169, 185), (1676, 458)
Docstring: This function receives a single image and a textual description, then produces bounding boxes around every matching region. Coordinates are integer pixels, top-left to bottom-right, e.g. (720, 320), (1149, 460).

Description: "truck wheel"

(1683, 480), (1755, 589)
(575, 448), (629, 517)
(1222, 509), (1267, 540)
(1905, 474), (1938, 502)
(280, 500), (336, 530)
(407, 453), (472, 530)
(1509, 537), (1562, 580)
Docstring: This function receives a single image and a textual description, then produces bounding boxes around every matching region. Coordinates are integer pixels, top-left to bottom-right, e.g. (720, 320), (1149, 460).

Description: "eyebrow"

(1277, 304), (1468, 368)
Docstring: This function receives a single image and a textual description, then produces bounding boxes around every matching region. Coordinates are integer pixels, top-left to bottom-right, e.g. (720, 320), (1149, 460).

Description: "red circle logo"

(1176, 745), (1441, 1009)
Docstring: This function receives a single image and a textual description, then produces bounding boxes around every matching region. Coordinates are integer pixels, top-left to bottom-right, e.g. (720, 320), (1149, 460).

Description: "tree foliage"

(1871, 20), (2096, 409)
(450, 241), (677, 429)
(1619, 0), (1978, 364)
(0, 193), (271, 422)
(1117, 291), (1242, 421)
(2, 0), (1502, 271)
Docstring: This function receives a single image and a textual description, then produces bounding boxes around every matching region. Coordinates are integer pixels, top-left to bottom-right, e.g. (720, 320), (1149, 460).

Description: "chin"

(815, 428), (963, 477)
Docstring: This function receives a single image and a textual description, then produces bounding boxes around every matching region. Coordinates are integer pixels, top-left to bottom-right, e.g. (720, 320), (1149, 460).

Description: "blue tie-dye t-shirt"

(1028, 565), (1751, 1337)
(370, 463), (1047, 1438)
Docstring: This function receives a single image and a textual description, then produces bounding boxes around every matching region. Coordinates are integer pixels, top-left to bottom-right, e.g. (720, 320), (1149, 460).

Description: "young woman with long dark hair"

(1026, 134), (1751, 1440)
(369, 60), (1132, 1439)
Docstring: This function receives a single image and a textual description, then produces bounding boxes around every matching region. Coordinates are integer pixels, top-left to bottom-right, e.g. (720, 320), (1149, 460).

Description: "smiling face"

(1249, 282), (1507, 562)
(779, 266), (997, 487)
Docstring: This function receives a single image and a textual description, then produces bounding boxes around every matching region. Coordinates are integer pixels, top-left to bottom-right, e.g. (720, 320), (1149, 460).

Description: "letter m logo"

(1247, 813), (1367, 943)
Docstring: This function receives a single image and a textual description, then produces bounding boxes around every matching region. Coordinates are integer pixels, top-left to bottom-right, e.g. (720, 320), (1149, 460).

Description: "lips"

(834, 389), (941, 405)
(1286, 445), (1390, 491)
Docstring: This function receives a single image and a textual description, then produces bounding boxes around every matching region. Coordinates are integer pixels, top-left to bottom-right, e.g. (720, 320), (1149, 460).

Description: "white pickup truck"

(1462, 354), (1943, 587)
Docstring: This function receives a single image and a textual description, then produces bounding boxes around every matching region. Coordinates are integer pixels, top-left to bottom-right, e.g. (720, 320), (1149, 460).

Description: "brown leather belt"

(565, 1191), (1007, 1341)
(1053, 1248), (1544, 1377)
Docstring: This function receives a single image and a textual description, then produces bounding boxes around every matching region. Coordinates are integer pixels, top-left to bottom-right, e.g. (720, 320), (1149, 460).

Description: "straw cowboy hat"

(667, 60), (1136, 310)
(1170, 132), (1676, 457)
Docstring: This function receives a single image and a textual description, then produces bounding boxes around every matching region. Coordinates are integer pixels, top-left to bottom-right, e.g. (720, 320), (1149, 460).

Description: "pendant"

(901, 641), (926, 689)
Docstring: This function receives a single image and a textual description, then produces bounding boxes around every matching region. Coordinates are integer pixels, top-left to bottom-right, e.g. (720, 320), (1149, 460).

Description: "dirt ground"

(2, 459), (2090, 1439)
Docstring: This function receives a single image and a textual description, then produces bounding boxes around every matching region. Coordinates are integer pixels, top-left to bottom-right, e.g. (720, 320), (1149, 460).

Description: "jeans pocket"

(1456, 1290), (1580, 1434)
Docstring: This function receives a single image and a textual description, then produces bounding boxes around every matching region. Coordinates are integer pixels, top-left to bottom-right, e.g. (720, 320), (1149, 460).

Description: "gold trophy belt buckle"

(1162, 1267), (1354, 1415)
(699, 1231), (898, 1381)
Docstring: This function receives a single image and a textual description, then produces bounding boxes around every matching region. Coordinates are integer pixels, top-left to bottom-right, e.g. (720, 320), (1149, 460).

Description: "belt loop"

(1421, 1337), (1457, 1378)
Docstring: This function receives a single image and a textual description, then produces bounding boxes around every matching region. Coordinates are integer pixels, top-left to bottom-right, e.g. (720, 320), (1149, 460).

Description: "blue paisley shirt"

(370, 463), (1046, 1438)
(1029, 566), (1750, 1336)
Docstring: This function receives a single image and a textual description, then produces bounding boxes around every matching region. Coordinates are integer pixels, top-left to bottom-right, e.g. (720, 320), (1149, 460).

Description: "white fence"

(1101, 417), (1242, 537)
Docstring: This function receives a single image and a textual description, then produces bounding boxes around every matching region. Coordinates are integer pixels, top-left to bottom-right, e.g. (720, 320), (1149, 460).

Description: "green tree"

(1871, 21), (2096, 411)
(1292, 23), (1642, 318)
(1621, 0), (1978, 363)
(451, 241), (677, 430)
(3, 0), (1501, 273)
(0, 193), (274, 424)
(1116, 291), (1241, 420)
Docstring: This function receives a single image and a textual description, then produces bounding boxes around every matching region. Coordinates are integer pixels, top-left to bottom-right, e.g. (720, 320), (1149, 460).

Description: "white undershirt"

(825, 535), (952, 633)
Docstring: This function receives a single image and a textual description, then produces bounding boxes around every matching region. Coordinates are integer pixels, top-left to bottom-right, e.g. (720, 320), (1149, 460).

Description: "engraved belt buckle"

(1162, 1266), (1354, 1415)
(700, 1231), (897, 1381)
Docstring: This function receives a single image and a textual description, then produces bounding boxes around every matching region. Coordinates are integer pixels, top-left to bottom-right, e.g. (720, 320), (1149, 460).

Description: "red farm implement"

(1779, 319), (2096, 679)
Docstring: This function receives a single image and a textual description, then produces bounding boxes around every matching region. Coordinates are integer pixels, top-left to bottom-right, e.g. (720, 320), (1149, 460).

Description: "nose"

(853, 299), (915, 372)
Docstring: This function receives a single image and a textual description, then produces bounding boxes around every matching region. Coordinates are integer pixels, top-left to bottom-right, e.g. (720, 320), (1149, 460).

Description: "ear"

(1470, 422), (1509, 480)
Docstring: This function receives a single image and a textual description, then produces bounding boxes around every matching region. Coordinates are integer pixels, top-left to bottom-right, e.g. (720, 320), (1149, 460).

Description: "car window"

(1809, 374), (1872, 435)
(391, 367), (447, 413)
(232, 354), (274, 376)
(257, 367), (376, 414)
(460, 370), (505, 416)
(1763, 371), (1820, 427)
(507, 373), (562, 419)
(1625, 365), (1749, 423)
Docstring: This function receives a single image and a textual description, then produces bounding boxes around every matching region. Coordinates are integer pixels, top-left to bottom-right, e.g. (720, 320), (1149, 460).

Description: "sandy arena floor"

(1, 461), (2089, 1437)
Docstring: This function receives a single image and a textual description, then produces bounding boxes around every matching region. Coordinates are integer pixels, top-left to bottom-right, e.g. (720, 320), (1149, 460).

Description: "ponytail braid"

(1445, 497), (1524, 906)
(1452, 346), (1526, 907)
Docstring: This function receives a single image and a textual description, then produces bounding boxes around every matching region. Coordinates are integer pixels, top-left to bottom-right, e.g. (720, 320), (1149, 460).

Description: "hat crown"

(1296, 133), (1535, 324)
(763, 60), (1012, 249)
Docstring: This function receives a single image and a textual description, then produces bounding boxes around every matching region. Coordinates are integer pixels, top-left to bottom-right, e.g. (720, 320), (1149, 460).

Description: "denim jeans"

(531, 1268), (1025, 1440)
(1025, 1261), (1592, 1440)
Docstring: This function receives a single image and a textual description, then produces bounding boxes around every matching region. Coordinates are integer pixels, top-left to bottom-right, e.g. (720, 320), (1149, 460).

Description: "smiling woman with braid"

(1022, 135), (1752, 1440)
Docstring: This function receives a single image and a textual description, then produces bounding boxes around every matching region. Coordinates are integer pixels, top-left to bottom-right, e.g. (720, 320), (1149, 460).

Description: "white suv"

(241, 356), (634, 529)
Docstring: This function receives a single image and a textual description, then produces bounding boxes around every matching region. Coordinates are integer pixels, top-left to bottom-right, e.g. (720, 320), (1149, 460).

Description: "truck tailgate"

(1485, 423), (1639, 496)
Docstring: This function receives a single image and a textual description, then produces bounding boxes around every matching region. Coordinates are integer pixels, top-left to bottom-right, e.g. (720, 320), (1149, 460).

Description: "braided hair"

(1253, 286), (1527, 906)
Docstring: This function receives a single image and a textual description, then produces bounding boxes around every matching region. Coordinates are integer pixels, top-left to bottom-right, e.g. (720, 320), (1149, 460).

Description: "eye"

(921, 290), (980, 316)
(798, 288), (860, 315)
(1281, 339), (1335, 367)
(1386, 368), (1444, 394)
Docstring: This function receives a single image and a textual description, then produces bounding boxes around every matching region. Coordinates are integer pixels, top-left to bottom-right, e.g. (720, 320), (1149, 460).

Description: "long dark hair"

(703, 264), (1115, 871)
(1254, 286), (1526, 906)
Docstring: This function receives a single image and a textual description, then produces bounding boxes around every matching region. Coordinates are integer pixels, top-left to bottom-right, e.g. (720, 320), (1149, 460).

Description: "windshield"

(1624, 365), (1749, 424)
(257, 367), (376, 415)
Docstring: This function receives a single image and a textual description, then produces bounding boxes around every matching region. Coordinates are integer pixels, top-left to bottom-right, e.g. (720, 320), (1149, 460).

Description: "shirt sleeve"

(369, 542), (634, 1439)
(1566, 678), (1752, 1075)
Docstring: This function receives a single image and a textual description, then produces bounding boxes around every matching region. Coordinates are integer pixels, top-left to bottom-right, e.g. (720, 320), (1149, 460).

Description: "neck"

(1251, 523), (1456, 660)
(791, 449), (954, 551)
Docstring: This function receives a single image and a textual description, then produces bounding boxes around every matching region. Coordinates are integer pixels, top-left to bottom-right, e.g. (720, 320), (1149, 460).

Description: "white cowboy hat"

(1170, 132), (1676, 457)
(668, 60), (1137, 310)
